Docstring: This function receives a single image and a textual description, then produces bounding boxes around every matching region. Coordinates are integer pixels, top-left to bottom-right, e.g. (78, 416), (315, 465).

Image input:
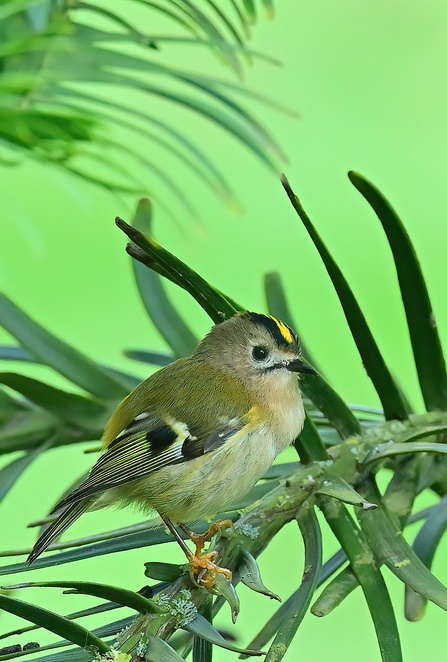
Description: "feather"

(27, 501), (92, 565)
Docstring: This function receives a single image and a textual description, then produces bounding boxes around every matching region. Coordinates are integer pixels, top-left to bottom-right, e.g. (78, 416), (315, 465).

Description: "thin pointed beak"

(287, 359), (318, 375)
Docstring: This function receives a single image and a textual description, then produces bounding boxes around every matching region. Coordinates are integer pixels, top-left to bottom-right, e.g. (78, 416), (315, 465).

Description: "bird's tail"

(27, 500), (92, 565)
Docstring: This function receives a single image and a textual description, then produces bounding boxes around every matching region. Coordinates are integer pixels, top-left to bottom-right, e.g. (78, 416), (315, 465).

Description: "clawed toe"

(188, 552), (232, 589)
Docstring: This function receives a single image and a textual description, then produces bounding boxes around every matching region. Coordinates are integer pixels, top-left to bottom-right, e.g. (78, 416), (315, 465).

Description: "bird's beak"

(287, 359), (318, 375)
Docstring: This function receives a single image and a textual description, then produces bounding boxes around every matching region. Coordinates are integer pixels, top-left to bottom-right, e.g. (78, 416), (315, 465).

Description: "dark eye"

(252, 346), (269, 361)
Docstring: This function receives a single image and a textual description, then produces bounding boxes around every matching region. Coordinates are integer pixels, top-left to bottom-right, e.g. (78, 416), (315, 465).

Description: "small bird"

(27, 312), (315, 585)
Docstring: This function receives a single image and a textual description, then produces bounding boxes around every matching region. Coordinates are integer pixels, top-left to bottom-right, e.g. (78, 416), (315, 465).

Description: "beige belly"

(111, 424), (281, 523)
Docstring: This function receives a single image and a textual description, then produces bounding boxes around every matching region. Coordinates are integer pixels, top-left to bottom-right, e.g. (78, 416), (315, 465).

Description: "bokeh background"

(1, 1), (447, 659)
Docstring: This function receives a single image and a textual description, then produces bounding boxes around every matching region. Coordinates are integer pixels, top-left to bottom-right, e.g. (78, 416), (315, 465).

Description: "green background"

(1, 1), (447, 659)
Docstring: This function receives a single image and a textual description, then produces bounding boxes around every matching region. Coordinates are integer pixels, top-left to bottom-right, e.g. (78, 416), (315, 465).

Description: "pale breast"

(108, 376), (306, 524)
(114, 423), (279, 523)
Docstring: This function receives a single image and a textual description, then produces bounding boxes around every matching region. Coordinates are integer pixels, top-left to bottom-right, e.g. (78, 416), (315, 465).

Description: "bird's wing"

(52, 411), (251, 511)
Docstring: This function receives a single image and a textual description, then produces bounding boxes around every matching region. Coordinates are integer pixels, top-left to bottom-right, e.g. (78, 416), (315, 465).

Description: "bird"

(27, 312), (316, 586)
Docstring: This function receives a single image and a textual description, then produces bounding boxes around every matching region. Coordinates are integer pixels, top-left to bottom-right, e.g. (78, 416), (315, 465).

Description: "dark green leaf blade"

(2, 581), (159, 615)
(0, 520), (227, 574)
(263, 505), (322, 662)
(348, 171), (447, 412)
(299, 373), (361, 440)
(131, 198), (199, 357)
(239, 550), (281, 601)
(7, 648), (93, 662)
(311, 564), (357, 617)
(123, 349), (174, 366)
(405, 494), (447, 621)
(0, 594), (110, 654)
(116, 218), (238, 323)
(315, 475), (377, 509)
(320, 497), (403, 662)
(0, 294), (129, 400)
(0, 373), (109, 428)
(145, 635), (186, 662)
(193, 597), (213, 662)
(358, 481), (447, 613)
(295, 413), (329, 463)
(0, 347), (37, 363)
(0, 437), (54, 504)
(281, 175), (409, 421)
(183, 614), (264, 656)
(365, 440), (447, 464)
(241, 0), (256, 23)
(144, 562), (183, 582)
(0, 409), (57, 455)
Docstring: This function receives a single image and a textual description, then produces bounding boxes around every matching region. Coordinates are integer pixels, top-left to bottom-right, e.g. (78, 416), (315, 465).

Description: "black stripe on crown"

(242, 312), (297, 348)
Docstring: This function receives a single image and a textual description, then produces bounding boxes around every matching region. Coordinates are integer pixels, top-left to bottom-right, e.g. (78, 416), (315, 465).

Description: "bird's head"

(194, 312), (317, 388)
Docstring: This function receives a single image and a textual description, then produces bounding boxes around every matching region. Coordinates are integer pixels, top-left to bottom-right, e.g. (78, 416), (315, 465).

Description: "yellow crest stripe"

(268, 316), (293, 344)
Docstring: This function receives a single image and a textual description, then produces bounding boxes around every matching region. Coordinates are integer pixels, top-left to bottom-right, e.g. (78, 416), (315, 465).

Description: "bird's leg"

(161, 516), (232, 589)
(180, 520), (234, 557)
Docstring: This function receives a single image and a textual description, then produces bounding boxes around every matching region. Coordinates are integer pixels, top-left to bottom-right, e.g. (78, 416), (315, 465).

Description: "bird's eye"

(252, 346), (269, 361)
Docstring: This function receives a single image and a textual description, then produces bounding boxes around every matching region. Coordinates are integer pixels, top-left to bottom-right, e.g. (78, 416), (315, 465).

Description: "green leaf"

(156, 0), (244, 76)
(295, 414), (329, 463)
(357, 481), (447, 614)
(239, 550), (281, 601)
(0, 437), (54, 504)
(56, 86), (236, 204)
(320, 496), (403, 662)
(126, 242), (244, 314)
(0, 529), (171, 576)
(131, 198), (199, 357)
(260, 0), (274, 19)
(263, 462), (300, 480)
(316, 475), (377, 510)
(1, 581), (160, 615)
(0, 294), (129, 400)
(116, 217), (238, 323)
(183, 614), (264, 656)
(298, 372), (361, 440)
(200, 0), (246, 52)
(228, 0), (250, 36)
(123, 349), (174, 366)
(281, 175), (409, 421)
(0, 594), (110, 654)
(348, 171), (447, 412)
(312, 490), (438, 618)
(241, 0), (256, 23)
(144, 562), (184, 582)
(192, 596), (213, 662)
(211, 573), (240, 623)
(145, 635), (186, 662)
(9, 649), (93, 662)
(365, 439), (447, 464)
(0, 521), (222, 574)
(311, 564), (357, 617)
(0, 373), (109, 428)
(405, 494), (447, 621)
(241, 588), (298, 658)
(0, 599), (120, 642)
(318, 548), (347, 585)
(264, 505), (322, 662)
(0, 347), (37, 362)
(0, 409), (57, 455)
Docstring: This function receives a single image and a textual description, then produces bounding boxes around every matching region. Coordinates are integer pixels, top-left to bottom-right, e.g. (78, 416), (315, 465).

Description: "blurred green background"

(1, 1), (447, 660)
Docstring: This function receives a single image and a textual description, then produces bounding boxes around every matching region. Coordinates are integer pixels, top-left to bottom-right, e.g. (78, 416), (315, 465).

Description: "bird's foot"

(187, 519), (234, 557)
(188, 551), (232, 589)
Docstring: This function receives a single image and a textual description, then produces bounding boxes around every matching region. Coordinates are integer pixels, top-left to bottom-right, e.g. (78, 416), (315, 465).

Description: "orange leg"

(162, 517), (233, 589)
(183, 520), (235, 556)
